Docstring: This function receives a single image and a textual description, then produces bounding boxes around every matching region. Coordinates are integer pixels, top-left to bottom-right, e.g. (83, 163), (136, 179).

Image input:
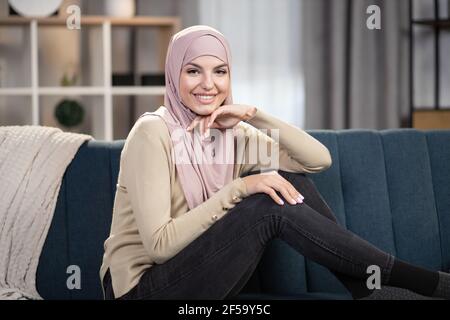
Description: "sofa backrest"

(36, 129), (450, 299)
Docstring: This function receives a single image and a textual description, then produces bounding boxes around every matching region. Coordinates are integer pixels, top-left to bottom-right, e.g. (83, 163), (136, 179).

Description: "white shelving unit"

(0, 16), (180, 141)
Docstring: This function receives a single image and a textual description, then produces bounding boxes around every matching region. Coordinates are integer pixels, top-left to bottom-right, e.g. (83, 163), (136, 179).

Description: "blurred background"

(0, 0), (449, 141)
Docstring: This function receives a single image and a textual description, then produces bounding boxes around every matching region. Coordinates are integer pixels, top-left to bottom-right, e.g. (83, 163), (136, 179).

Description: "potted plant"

(54, 71), (85, 130)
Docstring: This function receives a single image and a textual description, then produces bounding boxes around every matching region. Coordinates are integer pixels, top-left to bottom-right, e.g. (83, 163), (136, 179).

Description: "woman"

(100, 25), (450, 300)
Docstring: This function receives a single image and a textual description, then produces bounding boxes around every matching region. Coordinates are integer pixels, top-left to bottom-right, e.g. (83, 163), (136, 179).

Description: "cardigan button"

(212, 215), (218, 221)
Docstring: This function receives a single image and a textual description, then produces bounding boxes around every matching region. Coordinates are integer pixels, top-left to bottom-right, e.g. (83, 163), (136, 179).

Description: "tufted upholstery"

(36, 129), (450, 299)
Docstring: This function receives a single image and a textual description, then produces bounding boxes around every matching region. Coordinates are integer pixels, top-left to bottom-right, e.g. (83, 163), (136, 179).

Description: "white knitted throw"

(0, 126), (93, 300)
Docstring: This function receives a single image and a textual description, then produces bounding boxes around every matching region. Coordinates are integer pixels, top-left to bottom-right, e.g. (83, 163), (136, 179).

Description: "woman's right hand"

(242, 171), (305, 206)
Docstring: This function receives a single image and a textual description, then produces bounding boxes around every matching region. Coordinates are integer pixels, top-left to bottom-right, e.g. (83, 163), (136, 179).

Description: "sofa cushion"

(37, 141), (115, 299)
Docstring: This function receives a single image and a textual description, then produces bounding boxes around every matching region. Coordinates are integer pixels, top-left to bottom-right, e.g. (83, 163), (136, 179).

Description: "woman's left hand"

(187, 104), (257, 136)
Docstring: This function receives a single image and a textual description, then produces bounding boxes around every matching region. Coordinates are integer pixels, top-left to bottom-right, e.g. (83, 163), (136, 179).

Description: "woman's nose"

(201, 74), (214, 90)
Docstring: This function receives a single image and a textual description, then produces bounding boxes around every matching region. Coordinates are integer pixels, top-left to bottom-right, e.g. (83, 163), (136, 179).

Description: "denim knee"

(240, 192), (307, 224)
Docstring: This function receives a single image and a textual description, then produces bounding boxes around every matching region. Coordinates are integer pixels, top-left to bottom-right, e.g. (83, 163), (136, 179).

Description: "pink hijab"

(140, 25), (236, 210)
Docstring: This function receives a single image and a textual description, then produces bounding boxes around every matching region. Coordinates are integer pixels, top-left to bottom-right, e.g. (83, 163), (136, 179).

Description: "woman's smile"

(193, 93), (217, 105)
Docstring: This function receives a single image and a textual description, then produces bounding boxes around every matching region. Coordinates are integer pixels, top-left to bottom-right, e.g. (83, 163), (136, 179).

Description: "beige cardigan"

(99, 106), (332, 299)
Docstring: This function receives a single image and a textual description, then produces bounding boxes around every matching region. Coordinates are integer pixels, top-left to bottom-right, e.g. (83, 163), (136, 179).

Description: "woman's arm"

(122, 118), (248, 265)
(240, 108), (332, 174)
(190, 104), (332, 174)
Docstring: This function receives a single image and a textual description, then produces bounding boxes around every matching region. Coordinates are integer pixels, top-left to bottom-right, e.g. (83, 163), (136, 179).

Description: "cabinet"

(0, 16), (181, 140)
(409, 0), (450, 129)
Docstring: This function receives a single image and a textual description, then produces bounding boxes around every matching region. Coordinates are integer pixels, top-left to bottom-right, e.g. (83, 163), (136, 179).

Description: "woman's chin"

(193, 104), (218, 115)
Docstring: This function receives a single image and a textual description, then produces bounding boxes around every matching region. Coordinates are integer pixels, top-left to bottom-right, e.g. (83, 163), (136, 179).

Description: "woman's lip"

(193, 94), (217, 104)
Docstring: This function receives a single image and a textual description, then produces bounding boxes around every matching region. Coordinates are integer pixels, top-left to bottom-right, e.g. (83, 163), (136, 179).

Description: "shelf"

(0, 86), (166, 96)
(111, 86), (165, 95)
(0, 88), (32, 95)
(0, 16), (180, 27)
(411, 19), (450, 28)
(39, 87), (104, 95)
(409, 0), (450, 128)
(0, 15), (179, 141)
(413, 109), (450, 129)
(413, 107), (450, 110)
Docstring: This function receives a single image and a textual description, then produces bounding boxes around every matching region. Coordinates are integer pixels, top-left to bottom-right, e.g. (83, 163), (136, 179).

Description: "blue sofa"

(36, 129), (450, 300)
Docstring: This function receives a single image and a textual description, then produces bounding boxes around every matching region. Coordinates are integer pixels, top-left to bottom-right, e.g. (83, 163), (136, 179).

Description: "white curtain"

(197, 0), (304, 127)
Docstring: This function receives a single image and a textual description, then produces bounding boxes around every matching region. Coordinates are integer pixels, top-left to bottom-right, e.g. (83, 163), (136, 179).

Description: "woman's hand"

(242, 171), (305, 205)
(187, 104), (257, 136)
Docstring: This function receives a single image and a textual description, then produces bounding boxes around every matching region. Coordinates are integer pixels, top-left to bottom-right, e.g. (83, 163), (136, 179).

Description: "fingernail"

(290, 198), (297, 205)
(297, 197), (303, 203)
(279, 199), (284, 205)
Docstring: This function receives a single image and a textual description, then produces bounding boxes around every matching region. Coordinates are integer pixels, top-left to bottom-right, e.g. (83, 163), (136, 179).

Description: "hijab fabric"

(139, 25), (236, 210)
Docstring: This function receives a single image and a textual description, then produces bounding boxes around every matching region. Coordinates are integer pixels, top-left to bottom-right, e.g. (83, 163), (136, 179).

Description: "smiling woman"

(99, 25), (450, 301)
(179, 56), (230, 116)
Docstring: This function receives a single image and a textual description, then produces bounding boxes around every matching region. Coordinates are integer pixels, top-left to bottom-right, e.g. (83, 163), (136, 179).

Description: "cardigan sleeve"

(121, 118), (248, 265)
(237, 108), (332, 175)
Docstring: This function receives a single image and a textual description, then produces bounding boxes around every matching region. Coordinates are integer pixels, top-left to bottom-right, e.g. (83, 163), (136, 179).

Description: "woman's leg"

(113, 177), (407, 300)
(225, 170), (373, 299)
(276, 171), (374, 299)
(277, 171), (448, 300)
(107, 170), (448, 300)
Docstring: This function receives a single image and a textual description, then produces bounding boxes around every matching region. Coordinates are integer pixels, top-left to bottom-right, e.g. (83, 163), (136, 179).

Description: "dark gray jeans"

(103, 171), (395, 300)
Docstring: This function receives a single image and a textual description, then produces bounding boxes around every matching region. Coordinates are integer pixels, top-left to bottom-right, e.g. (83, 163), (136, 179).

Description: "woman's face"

(179, 55), (230, 116)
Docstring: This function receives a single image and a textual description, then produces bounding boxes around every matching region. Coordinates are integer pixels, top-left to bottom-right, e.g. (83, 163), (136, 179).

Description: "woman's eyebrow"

(185, 62), (228, 69)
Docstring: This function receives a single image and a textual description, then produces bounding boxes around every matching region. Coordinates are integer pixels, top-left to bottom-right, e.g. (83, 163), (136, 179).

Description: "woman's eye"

(186, 69), (227, 75)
